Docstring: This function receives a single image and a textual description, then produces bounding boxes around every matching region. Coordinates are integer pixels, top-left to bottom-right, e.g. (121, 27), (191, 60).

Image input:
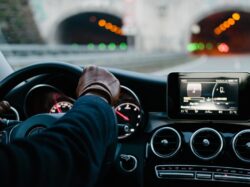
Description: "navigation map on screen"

(180, 78), (239, 115)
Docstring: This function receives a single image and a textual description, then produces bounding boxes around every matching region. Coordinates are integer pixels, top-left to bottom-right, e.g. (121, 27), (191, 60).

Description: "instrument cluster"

(24, 84), (75, 117)
(24, 84), (143, 139)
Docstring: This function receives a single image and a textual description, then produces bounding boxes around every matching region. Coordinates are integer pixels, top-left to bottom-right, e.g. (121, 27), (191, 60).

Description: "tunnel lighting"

(219, 24), (226, 31)
(119, 43), (128, 50)
(214, 12), (240, 35)
(105, 23), (113, 30)
(187, 42), (214, 52)
(108, 43), (116, 50)
(228, 18), (235, 25)
(214, 28), (222, 35)
(98, 19), (106, 27)
(198, 43), (205, 50)
(232, 13), (240, 21)
(86, 43), (128, 50)
(87, 43), (95, 49)
(191, 24), (201, 34)
(98, 43), (106, 50)
(187, 44), (196, 52)
(206, 43), (213, 50)
(217, 43), (229, 53)
(111, 25), (118, 32)
(97, 19), (123, 35)
(71, 43), (79, 48)
(187, 43), (200, 52)
(223, 21), (230, 28)
(115, 28), (122, 35)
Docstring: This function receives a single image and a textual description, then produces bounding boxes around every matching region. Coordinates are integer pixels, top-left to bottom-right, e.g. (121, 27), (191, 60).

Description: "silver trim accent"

(120, 86), (141, 106)
(155, 164), (250, 176)
(154, 164), (250, 183)
(196, 173), (212, 179)
(8, 124), (19, 143)
(190, 128), (223, 160)
(214, 173), (250, 182)
(232, 129), (250, 163)
(157, 171), (194, 178)
(10, 106), (20, 121)
(145, 143), (150, 159)
(119, 154), (137, 172)
(150, 127), (181, 158)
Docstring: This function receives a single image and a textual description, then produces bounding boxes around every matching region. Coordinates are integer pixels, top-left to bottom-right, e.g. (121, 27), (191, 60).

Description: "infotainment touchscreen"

(167, 72), (249, 120)
(180, 78), (239, 115)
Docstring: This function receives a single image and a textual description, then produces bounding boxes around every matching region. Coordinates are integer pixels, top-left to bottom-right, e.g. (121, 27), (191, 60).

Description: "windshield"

(1, 0), (250, 75)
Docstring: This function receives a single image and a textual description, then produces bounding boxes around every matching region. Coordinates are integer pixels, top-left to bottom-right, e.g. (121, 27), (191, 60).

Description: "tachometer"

(49, 101), (73, 113)
(115, 103), (142, 139)
(115, 86), (143, 139)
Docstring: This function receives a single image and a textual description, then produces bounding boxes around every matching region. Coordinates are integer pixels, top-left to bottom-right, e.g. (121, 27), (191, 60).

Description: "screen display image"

(180, 78), (239, 115)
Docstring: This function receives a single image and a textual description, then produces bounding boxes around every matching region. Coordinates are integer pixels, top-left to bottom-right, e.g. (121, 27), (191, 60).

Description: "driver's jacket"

(0, 95), (116, 187)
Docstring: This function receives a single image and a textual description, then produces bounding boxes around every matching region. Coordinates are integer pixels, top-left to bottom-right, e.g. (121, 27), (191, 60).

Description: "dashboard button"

(196, 172), (212, 180)
(120, 154), (137, 172)
(214, 173), (250, 182)
(157, 171), (194, 179)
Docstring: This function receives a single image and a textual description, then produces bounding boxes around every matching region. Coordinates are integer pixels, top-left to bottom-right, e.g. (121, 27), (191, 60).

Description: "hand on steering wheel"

(0, 101), (10, 114)
(0, 63), (120, 144)
(76, 65), (120, 106)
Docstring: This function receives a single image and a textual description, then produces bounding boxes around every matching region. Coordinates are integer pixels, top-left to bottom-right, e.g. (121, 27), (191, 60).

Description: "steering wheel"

(0, 62), (83, 142)
(0, 62), (120, 185)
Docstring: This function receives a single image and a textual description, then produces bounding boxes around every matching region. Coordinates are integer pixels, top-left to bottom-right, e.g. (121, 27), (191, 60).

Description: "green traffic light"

(120, 42), (128, 50)
(98, 43), (106, 50)
(108, 43), (116, 50)
(87, 43), (95, 49)
(187, 43), (197, 52)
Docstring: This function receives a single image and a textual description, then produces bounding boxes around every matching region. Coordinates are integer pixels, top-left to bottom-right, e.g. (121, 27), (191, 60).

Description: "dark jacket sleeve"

(0, 95), (117, 187)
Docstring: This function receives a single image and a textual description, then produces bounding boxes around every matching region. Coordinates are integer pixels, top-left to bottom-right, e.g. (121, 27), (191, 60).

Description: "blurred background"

(1, 0), (250, 74)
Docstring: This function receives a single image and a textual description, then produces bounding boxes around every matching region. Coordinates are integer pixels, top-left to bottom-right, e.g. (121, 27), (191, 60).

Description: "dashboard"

(2, 67), (250, 187)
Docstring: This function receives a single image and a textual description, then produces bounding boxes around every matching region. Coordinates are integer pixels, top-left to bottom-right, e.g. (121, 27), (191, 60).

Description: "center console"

(146, 122), (250, 185)
(145, 73), (250, 186)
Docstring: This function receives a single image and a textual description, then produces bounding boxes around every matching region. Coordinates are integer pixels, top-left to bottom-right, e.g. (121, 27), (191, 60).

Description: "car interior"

(1, 1), (250, 187)
(0, 61), (248, 187)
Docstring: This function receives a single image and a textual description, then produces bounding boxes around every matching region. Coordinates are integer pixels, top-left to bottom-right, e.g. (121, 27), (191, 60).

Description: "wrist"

(85, 92), (109, 103)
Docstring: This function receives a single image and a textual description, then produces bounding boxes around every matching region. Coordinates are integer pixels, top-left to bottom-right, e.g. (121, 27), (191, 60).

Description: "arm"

(0, 95), (116, 187)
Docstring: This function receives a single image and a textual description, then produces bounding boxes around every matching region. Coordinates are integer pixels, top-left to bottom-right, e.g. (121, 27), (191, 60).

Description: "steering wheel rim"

(0, 62), (83, 141)
(0, 61), (83, 100)
(0, 62), (118, 181)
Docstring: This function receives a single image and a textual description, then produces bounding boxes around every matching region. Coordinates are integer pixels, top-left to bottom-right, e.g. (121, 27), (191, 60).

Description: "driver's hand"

(76, 65), (120, 105)
(0, 101), (10, 114)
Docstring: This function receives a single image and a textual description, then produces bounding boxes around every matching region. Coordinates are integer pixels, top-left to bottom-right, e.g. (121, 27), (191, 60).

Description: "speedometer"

(49, 101), (73, 113)
(24, 84), (75, 116)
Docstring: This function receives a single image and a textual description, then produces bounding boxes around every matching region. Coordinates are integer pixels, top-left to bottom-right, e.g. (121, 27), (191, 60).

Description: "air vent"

(233, 130), (250, 162)
(150, 127), (181, 158)
(190, 128), (223, 160)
